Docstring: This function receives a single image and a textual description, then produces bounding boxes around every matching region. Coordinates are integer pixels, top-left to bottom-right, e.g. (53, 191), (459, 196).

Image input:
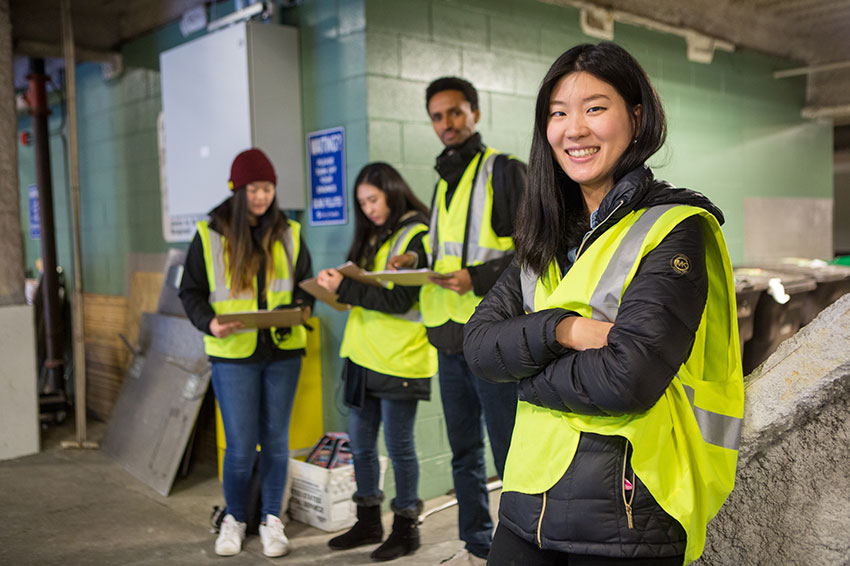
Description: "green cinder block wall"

(17, 64), (166, 296)
(16, 0), (833, 510)
(280, 0), (368, 438)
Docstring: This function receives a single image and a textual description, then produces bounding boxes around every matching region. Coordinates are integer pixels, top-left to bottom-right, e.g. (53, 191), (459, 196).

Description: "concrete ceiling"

(8, 0), (850, 124)
(9, 0), (208, 58)
(543, 0), (850, 125)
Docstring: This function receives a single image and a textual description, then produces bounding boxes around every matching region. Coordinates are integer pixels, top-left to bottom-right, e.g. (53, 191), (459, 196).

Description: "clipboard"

(335, 261), (451, 287)
(298, 278), (350, 312)
(365, 268), (451, 287)
(216, 307), (306, 329)
(335, 261), (382, 287)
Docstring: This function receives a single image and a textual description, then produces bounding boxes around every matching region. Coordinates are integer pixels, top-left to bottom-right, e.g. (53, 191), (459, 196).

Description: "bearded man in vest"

(390, 76), (526, 565)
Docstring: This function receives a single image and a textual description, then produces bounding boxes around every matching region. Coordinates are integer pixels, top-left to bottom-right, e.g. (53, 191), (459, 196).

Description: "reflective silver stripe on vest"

(391, 308), (423, 323)
(520, 265), (538, 313)
(266, 227), (296, 294)
(428, 152), (509, 267)
(588, 205), (677, 322)
(443, 241), (464, 258)
(387, 223), (424, 323)
(208, 232), (235, 303)
(208, 228), (295, 300)
(388, 224), (421, 260)
(519, 205), (678, 315)
(466, 152), (509, 264)
(680, 381), (742, 450)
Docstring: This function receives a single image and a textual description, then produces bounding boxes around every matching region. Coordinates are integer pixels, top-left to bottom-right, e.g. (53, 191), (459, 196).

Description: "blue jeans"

(212, 357), (301, 521)
(438, 351), (517, 559)
(348, 394), (420, 513)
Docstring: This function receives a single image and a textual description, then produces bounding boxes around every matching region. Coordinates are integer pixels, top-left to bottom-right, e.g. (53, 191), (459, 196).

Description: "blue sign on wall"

(28, 184), (40, 240)
(307, 127), (347, 226)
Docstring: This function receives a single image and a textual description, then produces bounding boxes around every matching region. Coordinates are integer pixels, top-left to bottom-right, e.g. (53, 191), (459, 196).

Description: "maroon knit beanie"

(228, 148), (277, 191)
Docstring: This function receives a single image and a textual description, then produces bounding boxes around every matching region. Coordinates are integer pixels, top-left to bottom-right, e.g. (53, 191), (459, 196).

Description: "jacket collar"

(593, 166), (654, 226)
(594, 165), (725, 227)
(434, 132), (485, 182)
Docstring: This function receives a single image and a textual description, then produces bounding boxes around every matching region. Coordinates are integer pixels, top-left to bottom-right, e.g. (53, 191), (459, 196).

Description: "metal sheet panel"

(157, 248), (187, 318)
(102, 313), (209, 496)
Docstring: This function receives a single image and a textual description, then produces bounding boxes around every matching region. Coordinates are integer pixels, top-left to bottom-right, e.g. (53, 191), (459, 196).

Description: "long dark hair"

(347, 162), (430, 270)
(515, 42), (667, 274)
(212, 189), (289, 297)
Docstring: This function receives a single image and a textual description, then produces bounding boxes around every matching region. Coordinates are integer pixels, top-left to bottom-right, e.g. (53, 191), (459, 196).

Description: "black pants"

(488, 524), (685, 566)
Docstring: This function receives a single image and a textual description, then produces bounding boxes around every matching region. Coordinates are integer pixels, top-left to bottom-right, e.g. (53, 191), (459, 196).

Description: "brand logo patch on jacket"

(671, 254), (691, 274)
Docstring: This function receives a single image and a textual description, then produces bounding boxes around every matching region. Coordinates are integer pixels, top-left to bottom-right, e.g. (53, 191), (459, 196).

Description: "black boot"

(369, 514), (420, 561)
(328, 505), (383, 550)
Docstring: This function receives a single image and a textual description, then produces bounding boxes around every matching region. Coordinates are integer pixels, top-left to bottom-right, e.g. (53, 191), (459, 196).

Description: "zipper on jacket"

(576, 199), (625, 259)
(622, 440), (636, 529)
(536, 491), (548, 548)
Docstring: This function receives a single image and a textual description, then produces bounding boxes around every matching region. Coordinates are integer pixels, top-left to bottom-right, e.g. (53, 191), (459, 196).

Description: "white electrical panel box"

(160, 21), (304, 241)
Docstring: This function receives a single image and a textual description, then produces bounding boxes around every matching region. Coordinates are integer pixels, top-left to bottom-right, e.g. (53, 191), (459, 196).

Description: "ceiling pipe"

(207, 0), (273, 32)
(801, 103), (850, 120)
(774, 60), (850, 79)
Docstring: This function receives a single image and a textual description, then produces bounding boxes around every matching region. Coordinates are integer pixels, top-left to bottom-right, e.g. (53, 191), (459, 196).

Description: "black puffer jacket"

(463, 166), (723, 558)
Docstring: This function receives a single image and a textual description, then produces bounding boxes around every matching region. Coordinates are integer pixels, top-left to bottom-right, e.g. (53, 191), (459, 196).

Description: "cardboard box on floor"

(288, 455), (388, 532)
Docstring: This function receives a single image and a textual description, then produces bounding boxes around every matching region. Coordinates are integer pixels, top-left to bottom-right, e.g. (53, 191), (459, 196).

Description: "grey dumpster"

(756, 258), (850, 326)
(733, 267), (816, 375)
(734, 275), (768, 359)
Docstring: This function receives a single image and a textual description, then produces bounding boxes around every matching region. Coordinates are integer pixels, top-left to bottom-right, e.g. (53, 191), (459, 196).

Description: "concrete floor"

(1, 418), (500, 566)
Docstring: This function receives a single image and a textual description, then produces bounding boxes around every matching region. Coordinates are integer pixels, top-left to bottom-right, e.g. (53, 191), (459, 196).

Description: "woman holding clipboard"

(317, 162), (436, 561)
(179, 148), (314, 558)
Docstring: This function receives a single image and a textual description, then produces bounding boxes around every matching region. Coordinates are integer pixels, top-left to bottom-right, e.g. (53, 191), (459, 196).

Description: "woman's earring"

(632, 136), (638, 144)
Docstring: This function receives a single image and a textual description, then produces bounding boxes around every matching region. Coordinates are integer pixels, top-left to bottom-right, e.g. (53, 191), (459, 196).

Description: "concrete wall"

(0, 0), (24, 305)
(360, 0), (833, 266)
(697, 293), (850, 565)
(0, 305), (39, 460)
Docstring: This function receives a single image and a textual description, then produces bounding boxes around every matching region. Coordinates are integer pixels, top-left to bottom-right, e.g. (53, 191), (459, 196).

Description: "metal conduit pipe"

(26, 57), (65, 404)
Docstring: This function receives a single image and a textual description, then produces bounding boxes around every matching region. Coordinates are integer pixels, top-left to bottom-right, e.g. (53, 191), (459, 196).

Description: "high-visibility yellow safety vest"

(420, 147), (515, 327)
(339, 222), (437, 378)
(510, 204), (744, 565)
(197, 219), (306, 358)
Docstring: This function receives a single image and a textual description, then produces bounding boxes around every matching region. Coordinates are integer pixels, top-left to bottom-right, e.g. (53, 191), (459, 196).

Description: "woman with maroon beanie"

(179, 148), (314, 557)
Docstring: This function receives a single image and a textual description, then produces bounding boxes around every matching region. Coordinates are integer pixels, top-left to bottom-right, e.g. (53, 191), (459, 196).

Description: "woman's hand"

(556, 316), (613, 351)
(387, 252), (417, 270)
(429, 269), (472, 295)
(317, 268), (343, 293)
(209, 317), (243, 338)
(300, 305), (312, 323)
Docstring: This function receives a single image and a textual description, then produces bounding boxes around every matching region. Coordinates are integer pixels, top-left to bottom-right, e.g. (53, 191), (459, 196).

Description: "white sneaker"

(215, 514), (246, 556)
(259, 514), (291, 557)
(439, 548), (487, 565)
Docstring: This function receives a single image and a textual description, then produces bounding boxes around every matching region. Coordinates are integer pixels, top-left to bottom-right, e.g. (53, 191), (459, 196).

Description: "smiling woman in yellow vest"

(178, 148), (314, 559)
(316, 162), (437, 562)
(463, 43), (744, 566)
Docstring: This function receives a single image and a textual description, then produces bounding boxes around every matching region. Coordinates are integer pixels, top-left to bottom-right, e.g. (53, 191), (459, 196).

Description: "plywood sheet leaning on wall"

(126, 271), (164, 367)
(83, 293), (128, 420)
